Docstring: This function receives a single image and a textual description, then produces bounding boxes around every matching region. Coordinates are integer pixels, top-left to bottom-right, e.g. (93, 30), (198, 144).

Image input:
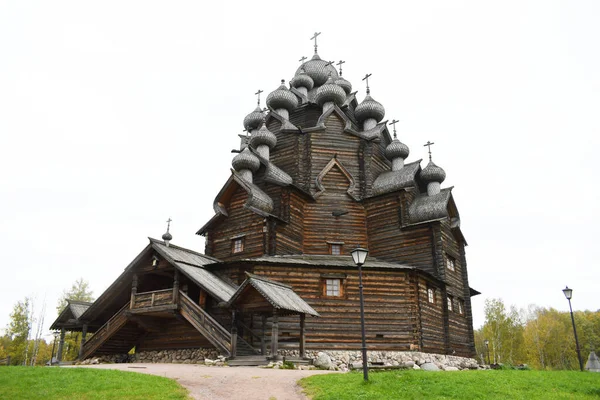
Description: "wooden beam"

(57, 328), (66, 362)
(78, 324), (88, 359)
(270, 309), (280, 360)
(299, 313), (306, 358)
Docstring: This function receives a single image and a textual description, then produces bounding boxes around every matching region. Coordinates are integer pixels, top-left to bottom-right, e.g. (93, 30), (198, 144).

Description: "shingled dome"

(335, 76), (352, 94)
(296, 53), (339, 86)
(420, 160), (446, 183)
(266, 80), (298, 112)
(385, 138), (410, 161)
(232, 147), (260, 172)
(355, 94), (385, 124)
(162, 231), (172, 241)
(250, 122), (277, 149)
(314, 75), (347, 107)
(243, 106), (264, 132)
(291, 68), (314, 91)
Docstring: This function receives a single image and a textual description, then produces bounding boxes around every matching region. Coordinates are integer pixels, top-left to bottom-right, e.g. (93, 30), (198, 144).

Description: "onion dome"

(290, 68), (314, 91)
(355, 94), (385, 124)
(335, 76), (352, 94)
(314, 75), (346, 107)
(250, 122), (277, 149)
(232, 147), (260, 172)
(420, 161), (446, 184)
(243, 106), (264, 132)
(266, 80), (298, 111)
(385, 138), (410, 161)
(162, 231), (172, 242)
(295, 54), (339, 86)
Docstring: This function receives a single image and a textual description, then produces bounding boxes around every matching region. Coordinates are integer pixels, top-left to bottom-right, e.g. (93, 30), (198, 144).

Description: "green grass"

(300, 370), (600, 400)
(0, 367), (190, 400)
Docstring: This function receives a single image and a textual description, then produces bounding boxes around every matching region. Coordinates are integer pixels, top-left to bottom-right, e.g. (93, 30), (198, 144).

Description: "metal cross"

(362, 73), (372, 94)
(166, 217), (172, 233)
(255, 89), (263, 106)
(336, 60), (345, 76)
(310, 32), (321, 54)
(424, 141), (435, 161)
(389, 119), (400, 138)
(324, 61), (334, 77)
(299, 56), (307, 63)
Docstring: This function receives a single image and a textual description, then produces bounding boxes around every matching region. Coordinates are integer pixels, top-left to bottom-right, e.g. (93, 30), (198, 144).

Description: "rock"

(403, 361), (415, 368)
(413, 364), (421, 370)
(351, 362), (363, 370)
(91, 358), (99, 365)
(314, 352), (334, 370)
(204, 359), (214, 365)
(421, 362), (440, 371)
(444, 366), (459, 371)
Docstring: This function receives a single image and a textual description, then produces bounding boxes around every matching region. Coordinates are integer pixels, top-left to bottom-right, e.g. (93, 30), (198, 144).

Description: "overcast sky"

(1, 1), (599, 338)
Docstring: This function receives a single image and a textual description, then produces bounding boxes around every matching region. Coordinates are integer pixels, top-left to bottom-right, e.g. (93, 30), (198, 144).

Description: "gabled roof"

(215, 254), (415, 270)
(50, 300), (93, 330)
(228, 273), (319, 317)
(372, 160), (421, 196)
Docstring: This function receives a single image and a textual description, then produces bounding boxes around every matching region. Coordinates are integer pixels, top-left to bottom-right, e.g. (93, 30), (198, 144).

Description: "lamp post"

(351, 246), (369, 381)
(484, 339), (491, 365)
(562, 286), (584, 371)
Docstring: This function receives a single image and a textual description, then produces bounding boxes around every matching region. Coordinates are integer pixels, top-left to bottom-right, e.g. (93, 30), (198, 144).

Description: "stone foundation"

(278, 349), (480, 372)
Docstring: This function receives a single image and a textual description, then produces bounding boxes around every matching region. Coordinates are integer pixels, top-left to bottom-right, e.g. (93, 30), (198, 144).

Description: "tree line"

(475, 298), (599, 370)
(1, 279), (93, 365)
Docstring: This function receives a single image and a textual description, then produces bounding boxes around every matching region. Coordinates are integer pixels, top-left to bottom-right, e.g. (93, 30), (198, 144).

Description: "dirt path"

(77, 363), (337, 400)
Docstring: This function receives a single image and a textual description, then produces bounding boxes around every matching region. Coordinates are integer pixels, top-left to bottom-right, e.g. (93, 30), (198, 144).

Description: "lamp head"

(562, 286), (573, 300)
(351, 246), (369, 266)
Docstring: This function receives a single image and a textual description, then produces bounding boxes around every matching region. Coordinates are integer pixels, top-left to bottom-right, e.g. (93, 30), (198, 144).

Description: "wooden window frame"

(327, 241), (344, 256)
(447, 296), (454, 312)
(231, 237), (245, 254)
(320, 273), (347, 298)
(457, 298), (464, 315)
(446, 255), (455, 271)
(427, 287), (435, 304)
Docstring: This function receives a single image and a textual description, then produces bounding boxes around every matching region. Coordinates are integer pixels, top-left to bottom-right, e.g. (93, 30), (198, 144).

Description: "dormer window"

(231, 235), (245, 254)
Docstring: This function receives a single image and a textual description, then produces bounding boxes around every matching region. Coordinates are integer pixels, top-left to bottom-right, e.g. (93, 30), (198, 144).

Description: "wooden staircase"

(80, 304), (134, 360)
(178, 291), (232, 357)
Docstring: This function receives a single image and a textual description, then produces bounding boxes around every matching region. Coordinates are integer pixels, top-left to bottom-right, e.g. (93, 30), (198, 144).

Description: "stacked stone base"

(81, 348), (480, 372)
(279, 350), (480, 372)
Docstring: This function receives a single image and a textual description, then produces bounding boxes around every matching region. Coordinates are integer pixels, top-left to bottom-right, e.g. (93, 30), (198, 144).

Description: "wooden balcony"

(129, 288), (177, 314)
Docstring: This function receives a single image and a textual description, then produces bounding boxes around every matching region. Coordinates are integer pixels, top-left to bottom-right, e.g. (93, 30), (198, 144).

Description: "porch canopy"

(227, 273), (318, 359)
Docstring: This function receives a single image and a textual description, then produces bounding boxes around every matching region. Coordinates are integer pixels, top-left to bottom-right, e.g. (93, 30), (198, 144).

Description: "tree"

(6, 297), (32, 365)
(56, 278), (94, 313)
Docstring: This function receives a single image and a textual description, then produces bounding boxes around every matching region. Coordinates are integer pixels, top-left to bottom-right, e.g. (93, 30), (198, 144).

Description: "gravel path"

(77, 363), (337, 400)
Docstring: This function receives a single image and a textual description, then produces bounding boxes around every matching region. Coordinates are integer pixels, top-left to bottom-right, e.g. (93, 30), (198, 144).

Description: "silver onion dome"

(355, 94), (385, 124)
(250, 122), (277, 149)
(162, 231), (172, 241)
(314, 76), (346, 107)
(266, 80), (298, 111)
(243, 106), (264, 132)
(291, 69), (314, 91)
(385, 138), (410, 161)
(420, 160), (446, 184)
(232, 147), (260, 172)
(335, 76), (352, 94)
(295, 54), (339, 87)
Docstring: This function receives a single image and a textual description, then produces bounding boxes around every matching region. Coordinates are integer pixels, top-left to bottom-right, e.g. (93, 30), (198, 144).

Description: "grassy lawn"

(0, 367), (189, 400)
(300, 370), (600, 400)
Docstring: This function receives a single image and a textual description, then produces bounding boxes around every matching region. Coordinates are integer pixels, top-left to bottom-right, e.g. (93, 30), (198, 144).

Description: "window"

(232, 238), (244, 253)
(458, 299), (464, 315)
(325, 279), (341, 296)
(328, 242), (344, 255)
(446, 255), (455, 271)
(427, 288), (435, 303)
(447, 296), (453, 312)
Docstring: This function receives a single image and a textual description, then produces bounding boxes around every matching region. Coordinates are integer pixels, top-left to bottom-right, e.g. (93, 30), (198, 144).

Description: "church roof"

(217, 254), (415, 270)
(50, 300), (92, 330)
(228, 273), (319, 317)
(408, 187), (453, 225)
(372, 160), (421, 196)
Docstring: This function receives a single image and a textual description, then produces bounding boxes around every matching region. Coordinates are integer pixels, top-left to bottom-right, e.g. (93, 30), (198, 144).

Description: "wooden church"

(52, 35), (478, 363)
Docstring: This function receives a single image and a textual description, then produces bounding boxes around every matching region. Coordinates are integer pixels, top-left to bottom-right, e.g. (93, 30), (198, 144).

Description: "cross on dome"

(362, 73), (372, 94)
(310, 32), (321, 54)
(255, 89), (263, 106)
(424, 141), (435, 161)
(336, 60), (345, 76)
(389, 119), (400, 138)
(299, 56), (307, 63)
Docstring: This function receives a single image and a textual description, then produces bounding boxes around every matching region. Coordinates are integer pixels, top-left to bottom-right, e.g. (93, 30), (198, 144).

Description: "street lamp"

(484, 339), (491, 365)
(562, 286), (584, 371)
(351, 246), (369, 381)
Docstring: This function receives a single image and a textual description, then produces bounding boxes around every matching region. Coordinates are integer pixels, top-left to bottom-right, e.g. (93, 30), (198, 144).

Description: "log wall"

(136, 318), (212, 351)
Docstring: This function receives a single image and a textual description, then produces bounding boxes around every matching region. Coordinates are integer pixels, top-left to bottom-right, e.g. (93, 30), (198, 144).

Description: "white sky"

(1, 1), (599, 336)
